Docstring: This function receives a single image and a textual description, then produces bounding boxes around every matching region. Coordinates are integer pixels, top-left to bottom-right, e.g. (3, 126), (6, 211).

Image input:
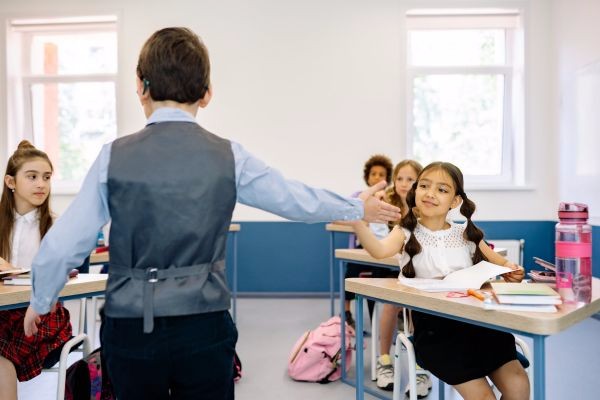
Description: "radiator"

(488, 239), (525, 265)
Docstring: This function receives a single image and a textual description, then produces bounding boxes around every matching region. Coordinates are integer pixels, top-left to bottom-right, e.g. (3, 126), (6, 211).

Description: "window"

(6, 16), (117, 192)
(406, 9), (524, 186)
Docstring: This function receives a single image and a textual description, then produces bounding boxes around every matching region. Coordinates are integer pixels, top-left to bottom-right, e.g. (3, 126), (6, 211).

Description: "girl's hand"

(502, 262), (525, 283)
(374, 189), (386, 201)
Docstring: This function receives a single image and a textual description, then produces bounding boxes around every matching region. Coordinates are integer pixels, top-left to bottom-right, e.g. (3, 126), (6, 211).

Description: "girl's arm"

(479, 241), (525, 282)
(353, 222), (405, 259)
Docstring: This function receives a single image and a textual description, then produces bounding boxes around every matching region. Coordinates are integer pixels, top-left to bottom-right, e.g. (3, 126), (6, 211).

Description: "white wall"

(552, 0), (600, 225)
(0, 0), (559, 221)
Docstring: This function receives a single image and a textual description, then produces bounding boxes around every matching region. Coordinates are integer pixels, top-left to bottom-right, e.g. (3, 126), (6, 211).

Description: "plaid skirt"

(0, 304), (72, 381)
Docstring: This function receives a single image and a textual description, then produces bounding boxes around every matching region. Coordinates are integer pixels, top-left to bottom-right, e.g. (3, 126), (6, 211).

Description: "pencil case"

(528, 270), (556, 283)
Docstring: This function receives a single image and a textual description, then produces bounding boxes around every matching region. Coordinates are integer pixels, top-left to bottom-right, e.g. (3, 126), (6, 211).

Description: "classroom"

(0, 0), (599, 399)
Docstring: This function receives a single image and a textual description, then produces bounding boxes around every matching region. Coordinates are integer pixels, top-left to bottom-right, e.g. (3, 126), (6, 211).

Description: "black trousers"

(102, 310), (238, 400)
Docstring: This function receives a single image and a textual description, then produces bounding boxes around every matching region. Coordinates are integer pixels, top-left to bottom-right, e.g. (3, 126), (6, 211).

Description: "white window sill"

(466, 184), (536, 192)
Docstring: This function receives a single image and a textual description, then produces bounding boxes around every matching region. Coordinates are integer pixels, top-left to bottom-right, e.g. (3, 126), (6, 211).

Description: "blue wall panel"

(224, 220), (592, 293)
(476, 221), (556, 272)
(225, 222), (333, 293)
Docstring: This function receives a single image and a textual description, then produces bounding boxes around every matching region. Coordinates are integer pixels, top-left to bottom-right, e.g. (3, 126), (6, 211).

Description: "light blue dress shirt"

(30, 108), (363, 313)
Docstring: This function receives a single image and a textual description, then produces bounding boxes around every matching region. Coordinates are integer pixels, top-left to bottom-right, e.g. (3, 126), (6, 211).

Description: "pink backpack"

(287, 316), (355, 383)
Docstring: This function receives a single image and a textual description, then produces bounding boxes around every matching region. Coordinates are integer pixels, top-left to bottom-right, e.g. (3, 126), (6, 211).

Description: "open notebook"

(398, 261), (513, 292)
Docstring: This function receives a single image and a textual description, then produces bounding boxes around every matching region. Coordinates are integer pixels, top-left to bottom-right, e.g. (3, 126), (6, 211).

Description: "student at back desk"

(344, 154), (394, 329)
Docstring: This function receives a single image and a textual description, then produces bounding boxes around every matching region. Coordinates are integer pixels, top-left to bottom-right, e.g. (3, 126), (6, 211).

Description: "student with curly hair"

(344, 154), (393, 329)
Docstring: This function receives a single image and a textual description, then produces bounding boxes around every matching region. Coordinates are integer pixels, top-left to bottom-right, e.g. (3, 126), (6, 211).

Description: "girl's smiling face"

(415, 168), (460, 218)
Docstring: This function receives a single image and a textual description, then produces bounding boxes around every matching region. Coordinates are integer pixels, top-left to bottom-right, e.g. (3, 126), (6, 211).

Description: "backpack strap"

(316, 348), (343, 384)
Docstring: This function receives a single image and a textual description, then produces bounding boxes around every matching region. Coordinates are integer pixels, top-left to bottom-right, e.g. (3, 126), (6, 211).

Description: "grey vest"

(105, 121), (236, 332)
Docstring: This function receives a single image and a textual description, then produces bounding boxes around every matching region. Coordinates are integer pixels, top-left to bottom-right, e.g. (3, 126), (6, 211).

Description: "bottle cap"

(558, 202), (588, 221)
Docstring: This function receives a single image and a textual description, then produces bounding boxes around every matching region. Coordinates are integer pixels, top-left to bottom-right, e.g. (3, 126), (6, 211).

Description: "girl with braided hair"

(348, 162), (529, 400)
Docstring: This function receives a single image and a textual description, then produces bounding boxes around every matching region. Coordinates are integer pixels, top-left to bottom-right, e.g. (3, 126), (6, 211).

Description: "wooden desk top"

(346, 277), (600, 335)
(0, 274), (108, 309)
(326, 223), (355, 233)
(90, 224), (241, 264)
(335, 248), (398, 267)
(90, 251), (109, 264)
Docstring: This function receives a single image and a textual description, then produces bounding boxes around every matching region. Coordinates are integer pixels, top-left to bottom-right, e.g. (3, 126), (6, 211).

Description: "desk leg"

(340, 260), (347, 380)
(232, 232), (238, 323)
(330, 231), (335, 317)
(355, 294), (365, 400)
(533, 335), (546, 400)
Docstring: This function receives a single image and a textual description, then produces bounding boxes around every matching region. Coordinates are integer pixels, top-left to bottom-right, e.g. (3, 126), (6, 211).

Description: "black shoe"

(344, 310), (355, 329)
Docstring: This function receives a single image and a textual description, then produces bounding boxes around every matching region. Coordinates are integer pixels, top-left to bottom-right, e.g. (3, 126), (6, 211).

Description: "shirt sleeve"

(30, 143), (112, 314)
(231, 141), (363, 223)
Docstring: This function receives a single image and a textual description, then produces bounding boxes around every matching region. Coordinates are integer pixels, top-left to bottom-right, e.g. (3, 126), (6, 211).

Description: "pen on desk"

(467, 288), (485, 301)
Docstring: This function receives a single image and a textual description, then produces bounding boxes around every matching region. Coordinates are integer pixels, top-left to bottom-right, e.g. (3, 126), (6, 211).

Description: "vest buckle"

(147, 267), (158, 283)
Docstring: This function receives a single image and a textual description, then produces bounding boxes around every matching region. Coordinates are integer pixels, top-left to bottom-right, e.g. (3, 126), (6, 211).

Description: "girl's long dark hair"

(400, 162), (486, 278)
(0, 140), (54, 261)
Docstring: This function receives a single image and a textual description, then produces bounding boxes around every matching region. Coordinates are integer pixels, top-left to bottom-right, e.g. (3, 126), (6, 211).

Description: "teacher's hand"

(24, 305), (42, 336)
(360, 181), (401, 223)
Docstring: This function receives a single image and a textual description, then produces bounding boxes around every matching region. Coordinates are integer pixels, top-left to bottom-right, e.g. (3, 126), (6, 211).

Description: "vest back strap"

(110, 262), (225, 333)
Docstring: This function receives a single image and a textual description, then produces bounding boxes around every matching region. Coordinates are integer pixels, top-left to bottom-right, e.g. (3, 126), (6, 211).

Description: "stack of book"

(2, 268), (79, 285)
(483, 282), (562, 312)
(0, 268), (31, 286)
(3, 274), (32, 285)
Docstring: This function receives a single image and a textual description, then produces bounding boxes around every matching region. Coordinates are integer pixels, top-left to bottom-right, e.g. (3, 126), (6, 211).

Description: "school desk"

(325, 223), (354, 316)
(325, 225), (508, 318)
(88, 224), (242, 321)
(0, 273), (107, 311)
(340, 256), (600, 400)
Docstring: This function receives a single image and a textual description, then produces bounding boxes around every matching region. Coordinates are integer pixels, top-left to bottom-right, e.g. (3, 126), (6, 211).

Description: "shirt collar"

(14, 208), (39, 224)
(146, 107), (198, 125)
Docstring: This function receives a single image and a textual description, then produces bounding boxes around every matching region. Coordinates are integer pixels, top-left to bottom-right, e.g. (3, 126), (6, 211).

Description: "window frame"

(6, 17), (118, 194)
(405, 10), (524, 188)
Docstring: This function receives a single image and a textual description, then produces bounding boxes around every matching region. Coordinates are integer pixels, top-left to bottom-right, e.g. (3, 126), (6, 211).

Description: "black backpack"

(64, 347), (115, 400)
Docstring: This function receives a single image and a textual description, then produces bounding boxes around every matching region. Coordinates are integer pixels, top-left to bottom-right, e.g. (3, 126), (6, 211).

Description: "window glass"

(409, 29), (505, 66)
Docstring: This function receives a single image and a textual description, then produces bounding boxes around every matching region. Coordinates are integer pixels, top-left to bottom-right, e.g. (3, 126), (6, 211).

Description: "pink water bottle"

(555, 202), (592, 304)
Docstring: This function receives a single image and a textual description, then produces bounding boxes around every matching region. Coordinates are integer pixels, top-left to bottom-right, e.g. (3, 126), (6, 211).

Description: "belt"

(110, 261), (225, 333)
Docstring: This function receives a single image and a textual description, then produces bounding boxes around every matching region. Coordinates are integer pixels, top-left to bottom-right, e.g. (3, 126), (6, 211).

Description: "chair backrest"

(488, 239), (525, 265)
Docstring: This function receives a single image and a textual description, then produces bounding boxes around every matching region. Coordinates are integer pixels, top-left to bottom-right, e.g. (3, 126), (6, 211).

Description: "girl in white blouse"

(0, 141), (71, 400)
(348, 162), (529, 400)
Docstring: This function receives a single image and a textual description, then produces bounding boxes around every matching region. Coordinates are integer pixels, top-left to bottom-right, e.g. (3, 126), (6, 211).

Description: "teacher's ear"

(199, 84), (213, 108)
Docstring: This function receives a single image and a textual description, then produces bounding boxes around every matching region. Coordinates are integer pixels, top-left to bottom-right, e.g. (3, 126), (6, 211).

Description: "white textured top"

(397, 221), (477, 279)
(10, 209), (41, 269)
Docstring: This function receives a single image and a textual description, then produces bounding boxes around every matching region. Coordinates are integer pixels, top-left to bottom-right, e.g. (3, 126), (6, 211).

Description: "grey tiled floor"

(18, 298), (600, 399)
